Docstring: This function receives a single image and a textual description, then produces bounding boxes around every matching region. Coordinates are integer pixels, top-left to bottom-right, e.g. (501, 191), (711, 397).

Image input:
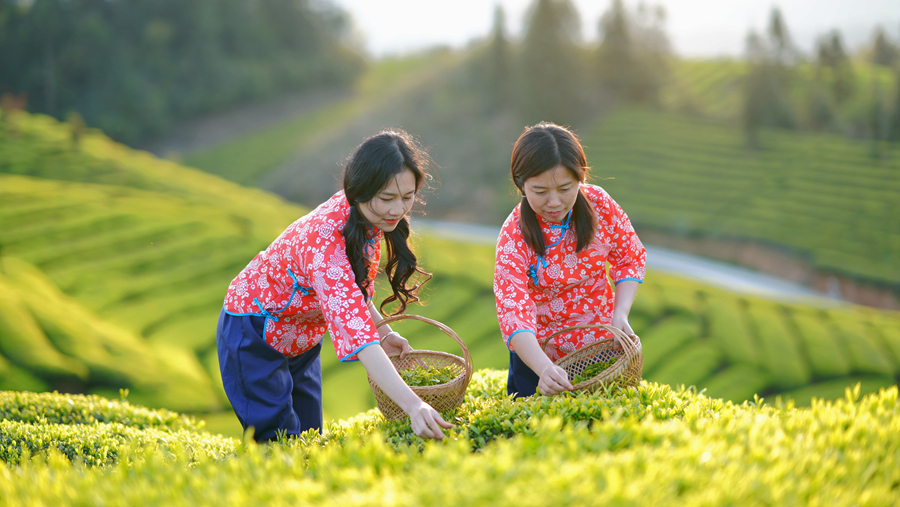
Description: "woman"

(494, 122), (646, 398)
(217, 129), (452, 441)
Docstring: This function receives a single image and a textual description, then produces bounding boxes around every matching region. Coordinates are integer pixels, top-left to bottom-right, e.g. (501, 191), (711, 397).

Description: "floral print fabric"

(224, 191), (382, 361)
(494, 184), (647, 361)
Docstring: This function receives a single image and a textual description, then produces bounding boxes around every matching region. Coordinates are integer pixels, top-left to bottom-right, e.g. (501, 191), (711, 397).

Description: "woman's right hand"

(407, 401), (453, 439)
(537, 363), (574, 396)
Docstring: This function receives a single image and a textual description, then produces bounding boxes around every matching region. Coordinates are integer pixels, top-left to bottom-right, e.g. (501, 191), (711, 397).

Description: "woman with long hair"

(218, 129), (451, 441)
(494, 122), (646, 398)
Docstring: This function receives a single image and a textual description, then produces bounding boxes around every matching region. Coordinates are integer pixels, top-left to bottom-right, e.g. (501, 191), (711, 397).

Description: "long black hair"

(342, 129), (432, 315)
(510, 122), (598, 254)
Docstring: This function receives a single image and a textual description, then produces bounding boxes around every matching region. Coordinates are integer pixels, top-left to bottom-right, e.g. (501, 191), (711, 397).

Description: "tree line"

(742, 8), (900, 151)
(470, 0), (900, 152)
(0, 0), (365, 144)
(471, 0), (670, 127)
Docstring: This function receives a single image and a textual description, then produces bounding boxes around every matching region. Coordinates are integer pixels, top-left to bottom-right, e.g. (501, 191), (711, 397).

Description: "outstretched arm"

(357, 344), (452, 439)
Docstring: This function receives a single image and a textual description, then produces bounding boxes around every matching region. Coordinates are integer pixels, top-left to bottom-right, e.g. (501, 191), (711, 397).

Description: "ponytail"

(343, 206), (374, 298)
(381, 217), (430, 315)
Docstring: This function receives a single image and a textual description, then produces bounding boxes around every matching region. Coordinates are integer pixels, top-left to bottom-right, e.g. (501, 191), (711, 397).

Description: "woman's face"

(359, 168), (417, 232)
(521, 165), (580, 223)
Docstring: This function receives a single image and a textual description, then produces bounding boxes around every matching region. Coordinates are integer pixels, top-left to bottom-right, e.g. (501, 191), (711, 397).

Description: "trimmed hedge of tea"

(0, 373), (898, 506)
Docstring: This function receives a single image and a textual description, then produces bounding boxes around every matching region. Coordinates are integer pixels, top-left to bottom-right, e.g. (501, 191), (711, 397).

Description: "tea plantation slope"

(1, 374), (898, 506)
(2, 107), (899, 425)
(585, 108), (900, 286)
(0, 109), (504, 421)
(0, 255), (220, 411)
(659, 59), (895, 124)
(633, 271), (900, 405)
(0, 110), (308, 412)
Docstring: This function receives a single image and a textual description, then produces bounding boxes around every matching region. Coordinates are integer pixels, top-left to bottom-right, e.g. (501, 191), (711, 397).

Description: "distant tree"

(595, 0), (632, 96)
(806, 81), (836, 132)
(595, 0), (669, 103)
(870, 27), (899, 67)
(0, 0), (366, 145)
(484, 5), (512, 110)
(888, 70), (900, 142)
(816, 30), (856, 105)
(767, 7), (799, 67)
(741, 12), (800, 148)
(67, 111), (86, 150)
(520, 0), (583, 123)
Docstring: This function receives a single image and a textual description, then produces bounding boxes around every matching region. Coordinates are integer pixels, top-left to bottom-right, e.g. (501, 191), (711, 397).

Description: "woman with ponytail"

(494, 122), (646, 398)
(218, 129), (451, 441)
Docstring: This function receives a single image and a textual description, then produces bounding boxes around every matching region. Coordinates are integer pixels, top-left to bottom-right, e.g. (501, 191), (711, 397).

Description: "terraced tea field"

(659, 59), (895, 123)
(585, 108), (900, 286)
(1, 108), (899, 439)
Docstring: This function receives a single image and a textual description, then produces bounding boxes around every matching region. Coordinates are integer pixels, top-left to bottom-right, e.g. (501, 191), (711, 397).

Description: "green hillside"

(585, 108), (900, 286)
(179, 54), (900, 292)
(0, 107), (508, 425)
(660, 59), (896, 124)
(182, 51), (525, 225)
(1, 376), (898, 505)
(0, 109), (304, 413)
(2, 106), (899, 441)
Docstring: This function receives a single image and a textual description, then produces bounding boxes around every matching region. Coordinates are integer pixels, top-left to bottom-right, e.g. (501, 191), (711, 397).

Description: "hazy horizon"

(333, 0), (900, 59)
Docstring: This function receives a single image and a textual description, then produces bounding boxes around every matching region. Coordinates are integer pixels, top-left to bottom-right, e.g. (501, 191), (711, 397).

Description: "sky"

(331, 0), (900, 59)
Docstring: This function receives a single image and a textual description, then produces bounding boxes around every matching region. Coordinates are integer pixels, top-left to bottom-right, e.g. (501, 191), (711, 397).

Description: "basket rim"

(540, 324), (642, 392)
(373, 314), (473, 385)
(368, 314), (473, 418)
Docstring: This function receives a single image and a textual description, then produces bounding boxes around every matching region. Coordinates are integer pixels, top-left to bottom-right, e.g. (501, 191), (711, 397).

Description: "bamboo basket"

(540, 324), (643, 394)
(367, 314), (473, 421)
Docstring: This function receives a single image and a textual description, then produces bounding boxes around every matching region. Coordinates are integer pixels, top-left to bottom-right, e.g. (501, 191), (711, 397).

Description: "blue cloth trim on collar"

(529, 210), (572, 287)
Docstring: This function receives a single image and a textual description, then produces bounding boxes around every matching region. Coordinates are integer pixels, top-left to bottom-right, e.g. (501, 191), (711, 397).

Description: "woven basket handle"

(539, 323), (641, 361)
(373, 314), (473, 385)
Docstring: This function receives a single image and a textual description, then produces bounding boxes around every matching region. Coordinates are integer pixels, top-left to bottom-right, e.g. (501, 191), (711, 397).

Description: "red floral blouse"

(223, 191), (382, 361)
(494, 184), (646, 361)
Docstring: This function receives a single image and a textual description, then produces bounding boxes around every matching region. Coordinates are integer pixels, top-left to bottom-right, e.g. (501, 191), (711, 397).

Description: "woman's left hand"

(611, 314), (637, 350)
(381, 332), (413, 359)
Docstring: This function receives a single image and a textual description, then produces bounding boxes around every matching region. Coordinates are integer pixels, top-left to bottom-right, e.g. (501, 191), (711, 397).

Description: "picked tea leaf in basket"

(367, 314), (473, 420)
(540, 323), (643, 394)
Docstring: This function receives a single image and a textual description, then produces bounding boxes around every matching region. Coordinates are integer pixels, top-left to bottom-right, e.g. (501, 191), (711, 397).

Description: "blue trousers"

(216, 309), (323, 442)
(507, 351), (539, 399)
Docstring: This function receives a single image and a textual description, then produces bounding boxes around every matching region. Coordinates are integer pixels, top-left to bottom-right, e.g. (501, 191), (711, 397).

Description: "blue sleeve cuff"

(339, 340), (381, 363)
(615, 278), (643, 285)
(506, 329), (535, 348)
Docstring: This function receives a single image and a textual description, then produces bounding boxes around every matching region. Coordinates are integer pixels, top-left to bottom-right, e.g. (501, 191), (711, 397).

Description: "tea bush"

(0, 372), (898, 506)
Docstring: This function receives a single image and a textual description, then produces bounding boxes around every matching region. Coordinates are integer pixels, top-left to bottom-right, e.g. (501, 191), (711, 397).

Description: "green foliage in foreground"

(1, 371), (898, 506)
